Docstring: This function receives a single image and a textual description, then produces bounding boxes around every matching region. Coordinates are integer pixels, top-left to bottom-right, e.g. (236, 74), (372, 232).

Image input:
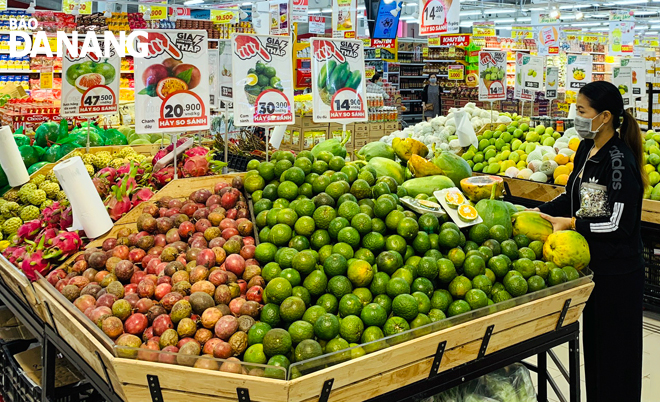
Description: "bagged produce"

(432, 150), (472, 186)
(512, 211), (553, 242)
(357, 142), (395, 161)
(43, 144), (61, 163)
(27, 161), (49, 175)
(400, 175), (454, 196)
(13, 134), (31, 147)
(393, 137), (428, 161)
(34, 121), (59, 147)
(101, 127), (128, 145)
(407, 154), (444, 177)
(366, 157), (406, 184)
(18, 145), (38, 168)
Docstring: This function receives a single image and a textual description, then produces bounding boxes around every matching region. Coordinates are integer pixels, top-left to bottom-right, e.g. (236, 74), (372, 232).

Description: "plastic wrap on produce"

(454, 110), (478, 149)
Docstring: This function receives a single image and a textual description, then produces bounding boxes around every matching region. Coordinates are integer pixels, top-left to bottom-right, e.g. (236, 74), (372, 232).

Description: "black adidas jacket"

(538, 135), (644, 274)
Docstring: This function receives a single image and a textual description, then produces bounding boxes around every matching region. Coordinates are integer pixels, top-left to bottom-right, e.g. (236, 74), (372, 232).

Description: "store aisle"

(527, 312), (660, 402)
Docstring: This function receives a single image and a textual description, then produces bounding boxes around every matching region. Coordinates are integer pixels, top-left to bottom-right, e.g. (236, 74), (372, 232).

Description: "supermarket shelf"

(365, 58), (384, 61)
(401, 99), (422, 102)
(592, 72), (606, 74)
(121, 70), (134, 73)
(399, 62), (426, 66)
(398, 51), (418, 54)
(386, 72), (400, 74)
(400, 76), (427, 78)
(592, 62), (606, 64)
(400, 88), (424, 91)
(0, 69), (39, 73)
(423, 59), (463, 63)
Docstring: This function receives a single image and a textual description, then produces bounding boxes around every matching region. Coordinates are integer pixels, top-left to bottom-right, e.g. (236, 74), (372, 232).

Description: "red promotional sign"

(440, 34), (470, 47)
(370, 39), (396, 49)
(309, 15), (326, 34)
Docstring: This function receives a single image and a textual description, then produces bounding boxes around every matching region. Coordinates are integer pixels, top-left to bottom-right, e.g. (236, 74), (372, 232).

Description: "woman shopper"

(536, 81), (645, 401)
(366, 72), (390, 100)
(422, 73), (440, 121)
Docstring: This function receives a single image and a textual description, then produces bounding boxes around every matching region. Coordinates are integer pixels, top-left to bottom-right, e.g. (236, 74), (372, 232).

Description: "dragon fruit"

(184, 146), (209, 158)
(36, 227), (60, 246)
(95, 167), (117, 184)
(105, 164), (136, 221)
(151, 166), (181, 188)
(182, 155), (209, 177)
(60, 207), (73, 230)
(152, 138), (187, 165)
(42, 202), (64, 229)
(92, 176), (111, 199)
(131, 187), (154, 207)
(15, 220), (42, 244)
(44, 231), (82, 261)
(20, 237), (50, 281)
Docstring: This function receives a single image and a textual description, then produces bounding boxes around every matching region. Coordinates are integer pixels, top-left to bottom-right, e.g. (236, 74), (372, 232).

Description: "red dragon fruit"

(92, 176), (111, 199)
(42, 202), (64, 229)
(105, 164), (136, 221)
(43, 231), (83, 261)
(184, 146), (209, 158)
(60, 207), (73, 231)
(14, 220), (42, 244)
(20, 237), (50, 281)
(182, 155), (209, 177)
(95, 167), (117, 184)
(152, 138), (187, 165)
(35, 227), (60, 246)
(150, 166), (182, 188)
(131, 187), (154, 207)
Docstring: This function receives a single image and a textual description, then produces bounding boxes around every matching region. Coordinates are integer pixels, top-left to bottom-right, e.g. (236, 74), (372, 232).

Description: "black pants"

(583, 263), (644, 402)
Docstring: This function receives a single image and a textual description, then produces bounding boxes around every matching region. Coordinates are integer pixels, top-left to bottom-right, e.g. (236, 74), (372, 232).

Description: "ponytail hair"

(579, 81), (648, 188)
(620, 110), (649, 188)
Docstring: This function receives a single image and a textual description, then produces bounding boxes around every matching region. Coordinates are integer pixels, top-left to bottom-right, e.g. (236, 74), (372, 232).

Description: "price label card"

(622, 57), (646, 97)
(218, 40), (233, 109)
(613, 66), (633, 107)
(63, 0), (92, 14)
(478, 51), (507, 101)
(211, 9), (238, 24)
(209, 48), (220, 110)
(61, 40), (120, 117)
(419, 0), (460, 35)
(519, 54), (543, 100)
(565, 55), (592, 103)
(545, 66), (558, 100)
(448, 65), (463, 80)
(140, 4), (168, 20)
(232, 34), (294, 126)
(134, 30), (210, 133)
(311, 38), (367, 123)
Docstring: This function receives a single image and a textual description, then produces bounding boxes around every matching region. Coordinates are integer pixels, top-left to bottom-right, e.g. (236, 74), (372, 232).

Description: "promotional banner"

(209, 49), (220, 110)
(63, 0), (92, 15)
(472, 22), (495, 37)
(374, 0), (402, 39)
(478, 51), (507, 102)
(545, 66), (558, 100)
(210, 9), (239, 24)
(612, 66), (633, 108)
(621, 57), (646, 97)
(231, 34), (294, 126)
(514, 52), (525, 100)
(333, 0), (357, 39)
(61, 40), (120, 117)
(565, 55), (592, 103)
(134, 30), (210, 133)
(292, 0), (308, 23)
(140, 3), (168, 20)
(512, 25), (533, 40)
(419, 0), (460, 35)
(270, 0), (290, 36)
(609, 20), (635, 56)
(309, 16), (326, 34)
(310, 38), (367, 123)
(219, 40), (233, 109)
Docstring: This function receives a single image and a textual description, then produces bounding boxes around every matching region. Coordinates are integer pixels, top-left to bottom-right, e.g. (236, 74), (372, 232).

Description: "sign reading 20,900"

(310, 38), (368, 123)
(231, 34), (295, 126)
(133, 30), (210, 134)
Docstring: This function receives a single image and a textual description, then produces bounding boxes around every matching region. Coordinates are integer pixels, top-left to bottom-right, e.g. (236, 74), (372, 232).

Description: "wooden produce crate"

(501, 176), (565, 203)
(88, 173), (246, 248)
(33, 268), (593, 401)
(0, 255), (51, 325)
(642, 199), (660, 225)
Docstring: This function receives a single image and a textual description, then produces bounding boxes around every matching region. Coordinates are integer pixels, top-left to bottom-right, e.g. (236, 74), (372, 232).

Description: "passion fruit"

(156, 77), (188, 100)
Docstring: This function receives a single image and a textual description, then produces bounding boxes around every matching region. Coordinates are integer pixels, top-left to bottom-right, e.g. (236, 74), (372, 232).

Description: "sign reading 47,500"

(310, 38), (367, 123)
(231, 34), (295, 126)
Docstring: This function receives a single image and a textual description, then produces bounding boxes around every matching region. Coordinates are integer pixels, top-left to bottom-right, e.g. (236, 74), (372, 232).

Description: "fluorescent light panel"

(184, 0), (203, 5)
(460, 10), (483, 16)
(559, 4), (595, 9)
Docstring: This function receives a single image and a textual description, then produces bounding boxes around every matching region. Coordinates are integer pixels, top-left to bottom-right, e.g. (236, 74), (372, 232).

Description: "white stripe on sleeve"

(590, 202), (624, 233)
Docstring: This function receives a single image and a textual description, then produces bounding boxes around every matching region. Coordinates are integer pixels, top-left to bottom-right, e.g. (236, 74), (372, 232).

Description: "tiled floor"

(525, 312), (660, 402)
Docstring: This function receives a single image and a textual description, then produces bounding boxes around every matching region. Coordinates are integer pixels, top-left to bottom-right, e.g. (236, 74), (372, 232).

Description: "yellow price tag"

(48, 37), (58, 52)
(210, 9), (237, 24)
(423, 47), (429, 57)
(40, 67), (53, 90)
(375, 49), (381, 58)
(363, 39), (371, 47)
(63, 0), (92, 14)
(0, 0), (7, 11)
(448, 65), (464, 80)
(140, 5), (167, 20)
(428, 37), (441, 47)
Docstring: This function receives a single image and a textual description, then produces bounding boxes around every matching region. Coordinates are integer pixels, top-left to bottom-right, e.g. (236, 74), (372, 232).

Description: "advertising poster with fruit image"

(478, 51), (507, 102)
(513, 52), (525, 100)
(219, 40), (233, 109)
(622, 57), (646, 97)
(613, 66), (633, 107)
(419, 0), (460, 35)
(332, 0), (356, 39)
(310, 38), (367, 123)
(61, 40), (120, 117)
(545, 66), (558, 100)
(522, 55), (544, 96)
(565, 55), (591, 103)
(231, 34), (294, 126)
(209, 49), (220, 110)
(134, 30), (210, 134)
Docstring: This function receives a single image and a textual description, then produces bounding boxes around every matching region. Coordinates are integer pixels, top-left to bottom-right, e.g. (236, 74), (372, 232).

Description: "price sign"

(311, 38), (367, 123)
(209, 48), (220, 110)
(218, 40), (233, 108)
(565, 55), (592, 103)
(419, 0), (460, 35)
(613, 67), (633, 107)
(211, 9), (238, 24)
(478, 51), (507, 101)
(63, 0), (92, 14)
(231, 34), (294, 126)
(522, 55), (544, 96)
(623, 57), (646, 97)
(545, 66), (559, 100)
(448, 65), (464, 80)
(134, 30), (210, 133)
(333, 0), (357, 39)
(140, 4), (168, 20)
(40, 67), (53, 90)
(61, 40), (120, 117)
(365, 65), (376, 80)
(558, 102), (569, 112)
(428, 36), (441, 47)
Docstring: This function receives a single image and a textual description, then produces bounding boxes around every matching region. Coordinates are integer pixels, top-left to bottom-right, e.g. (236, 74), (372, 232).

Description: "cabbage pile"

(380, 103), (511, 158)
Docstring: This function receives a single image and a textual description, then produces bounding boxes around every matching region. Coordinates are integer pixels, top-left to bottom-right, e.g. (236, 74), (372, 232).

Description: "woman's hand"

(540, 213), (572, 232)
(526, 207), (540, 212)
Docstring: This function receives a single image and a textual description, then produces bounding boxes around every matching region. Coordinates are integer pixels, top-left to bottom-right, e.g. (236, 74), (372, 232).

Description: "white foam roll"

(53, 156), (113, 238)
(0, 126), (29, 187)
(270, 126), (286, 149)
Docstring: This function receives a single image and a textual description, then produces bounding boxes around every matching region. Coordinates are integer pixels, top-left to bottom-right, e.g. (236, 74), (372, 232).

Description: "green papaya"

(18, 145), (38, 168)
(311, 131), (351, 159)
(43, 145), (60, 163)
(327, 60), (337, 77)
(318, 63), (328, 89)
(432, 150), (472, 187)
(13, 134), (30, 147)
(400, 175), (454, 196)
(512, 211), (553, 242)
(366, 157), (406, 185)
(346, 70), (362, 90)
(28, 161), (49, 175)
(356, 142), (395, 161)
(475, 186), (513, 237)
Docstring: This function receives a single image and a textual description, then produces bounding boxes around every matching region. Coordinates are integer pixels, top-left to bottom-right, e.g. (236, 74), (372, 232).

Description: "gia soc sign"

(231, 34), (294, 126)
(310, 38), (367, 123)
(133, 30), (210, 134)
(61, 40), (121, 117)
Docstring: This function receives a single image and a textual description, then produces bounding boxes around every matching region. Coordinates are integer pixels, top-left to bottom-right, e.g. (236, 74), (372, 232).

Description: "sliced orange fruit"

(457, 204), (478, 222)
(445, 190), (465, 209)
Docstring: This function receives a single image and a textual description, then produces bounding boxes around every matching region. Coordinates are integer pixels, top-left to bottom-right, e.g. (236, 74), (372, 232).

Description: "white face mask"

(574, 112), (604, 140)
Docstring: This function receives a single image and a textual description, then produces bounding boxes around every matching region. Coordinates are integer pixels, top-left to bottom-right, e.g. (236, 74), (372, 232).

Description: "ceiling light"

(559, 4), (594, 9)
(636, 24), (650, 29)
(491, 8), (516, 14)
(611, 0), (649, 4)
(516, 17), (531, 22)
(590, 13), (609, 18)
(459, 20), (473, 27)
(549, 9), (560, 19)
(562, 15), (577, 20)
(576, 11), (584, 20)
(647, 30), (659, 33)
(651, 24), (660, 28)
(573, 22), (602, 26)
(184, 0), (203, 5)
(527, 7), (546, 11)
(493, 18), (515, 23)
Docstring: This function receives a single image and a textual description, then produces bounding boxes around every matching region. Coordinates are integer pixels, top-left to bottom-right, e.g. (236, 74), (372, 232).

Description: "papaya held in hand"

(392, 137), (428, 162)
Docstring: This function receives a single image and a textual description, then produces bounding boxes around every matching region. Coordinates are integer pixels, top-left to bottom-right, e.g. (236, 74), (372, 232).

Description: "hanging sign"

(545, 66), (558, 100)
(232, 34), (294, 126)
(565, 55), (592, 104)
(270, 0), (290, 35)
(292, 0), (308, 22)
(522, 55), (544, 95)
(61, 41), (120, 117)
(63, 0), (92, 15)
(514, 52), (525, 100)
(512, 25), (533, 40)
(140, 3), (168, 20)
(612, 66), (633, 107)
(478, 51), (507, 101)
(448, 65), (463, 80)
(439, 34), (470, 47)
(472, 22), (495, 37)
(609, 21), (635, 56)
(621, 57), (646, 97)
(365, 65), (376, 80)
(309, 16), (326, 34)
(311, 38), (367, 123)
(419, 0), (459, 36)
(134, 30), (210, 133)
(534, 23), (559, 56)
(333, 0), (357, 39)
(218, 40), (233, 109)
(209, 49), (220, 110)
(211, 9), (239, 24)
(0, 0), (7, 11)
